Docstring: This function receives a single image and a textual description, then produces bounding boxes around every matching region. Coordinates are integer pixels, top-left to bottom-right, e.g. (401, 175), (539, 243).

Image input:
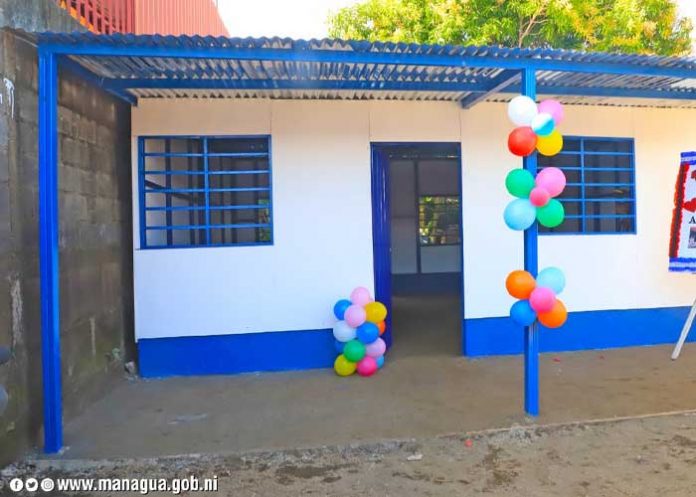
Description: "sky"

(217, 0), (696, 43)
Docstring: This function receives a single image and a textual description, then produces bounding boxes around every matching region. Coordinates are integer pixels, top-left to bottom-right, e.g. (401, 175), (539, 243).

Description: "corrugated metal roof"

(31, 32), (696, 107)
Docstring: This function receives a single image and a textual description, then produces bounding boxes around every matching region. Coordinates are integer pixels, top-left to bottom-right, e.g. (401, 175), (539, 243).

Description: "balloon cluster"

(506, 268), (568, 329)
(503, 167), (567, 230)
(507, 97), (565, 157)
(332, 287), (388, 378)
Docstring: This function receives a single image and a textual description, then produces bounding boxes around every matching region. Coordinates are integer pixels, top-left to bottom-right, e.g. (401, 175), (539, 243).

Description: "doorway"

(371, 143), (463, 358)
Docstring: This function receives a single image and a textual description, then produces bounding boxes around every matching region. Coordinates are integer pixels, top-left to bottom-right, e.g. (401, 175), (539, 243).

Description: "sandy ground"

(5, 412), (696, 496)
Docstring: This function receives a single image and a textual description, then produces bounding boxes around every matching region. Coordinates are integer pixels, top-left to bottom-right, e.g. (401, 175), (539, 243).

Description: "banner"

(669, 151), (696, 273)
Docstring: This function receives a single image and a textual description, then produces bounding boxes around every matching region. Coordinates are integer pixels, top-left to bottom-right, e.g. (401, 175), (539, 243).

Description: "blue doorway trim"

(370, 145), (392, 348)
(38, 48), (63, 454)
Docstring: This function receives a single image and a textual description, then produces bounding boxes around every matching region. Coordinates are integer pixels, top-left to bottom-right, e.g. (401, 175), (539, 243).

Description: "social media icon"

(40, 478), (55, 492)
(25, 478), (38, 492)
(9, 479), (24, 492)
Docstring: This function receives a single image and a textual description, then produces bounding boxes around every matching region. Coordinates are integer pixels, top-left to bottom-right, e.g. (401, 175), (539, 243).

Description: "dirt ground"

(5, 412), (696, 496)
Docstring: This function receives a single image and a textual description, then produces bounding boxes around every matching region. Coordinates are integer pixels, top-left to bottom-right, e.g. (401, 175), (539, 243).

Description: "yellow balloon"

(536, 130), (563, 156)
(334, 354), (356, 376)
(365, 301), (387, 323)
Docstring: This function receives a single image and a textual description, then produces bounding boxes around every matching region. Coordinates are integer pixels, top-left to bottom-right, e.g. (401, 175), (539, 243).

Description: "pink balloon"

(535, 167), (566, 197)
(344, 305), (367, 327)
(529, 187), (550, 207)
(357, 356), (378, 377)
(365, 337), (386, 358)
(538, 99), (564, 125)
(350, 286), (372, 306)
(529, 287), (556, 313)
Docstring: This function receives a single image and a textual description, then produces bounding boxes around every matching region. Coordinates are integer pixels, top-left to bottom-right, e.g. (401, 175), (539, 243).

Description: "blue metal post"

(522, 68), (539, 416)
(38, 48), (63, 453)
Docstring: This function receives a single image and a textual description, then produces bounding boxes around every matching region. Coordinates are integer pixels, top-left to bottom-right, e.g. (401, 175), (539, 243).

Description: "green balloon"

(505, 169), (535, 198)
(537, 199), (565, 228)
(343, 340), (366, 362)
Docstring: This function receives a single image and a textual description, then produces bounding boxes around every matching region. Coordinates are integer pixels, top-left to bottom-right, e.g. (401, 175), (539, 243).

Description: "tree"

(327, 0), (693, 56)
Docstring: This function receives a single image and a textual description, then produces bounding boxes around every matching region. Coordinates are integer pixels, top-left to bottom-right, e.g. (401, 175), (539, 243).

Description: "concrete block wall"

(0, 11), (134, 465)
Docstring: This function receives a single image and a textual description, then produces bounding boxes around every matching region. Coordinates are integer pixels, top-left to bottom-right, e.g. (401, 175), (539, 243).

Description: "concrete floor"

(57, 296), (696, 460)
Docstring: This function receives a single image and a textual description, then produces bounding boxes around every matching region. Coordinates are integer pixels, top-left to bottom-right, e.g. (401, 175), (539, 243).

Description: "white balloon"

(333, 320), (356, 342)
(507, 95), (538, 127)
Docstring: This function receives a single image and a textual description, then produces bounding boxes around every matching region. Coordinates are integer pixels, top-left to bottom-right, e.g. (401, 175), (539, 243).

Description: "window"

(538, 137), (636, 235)
(418, 195), (461, 245)
(139, 136), (272, 248)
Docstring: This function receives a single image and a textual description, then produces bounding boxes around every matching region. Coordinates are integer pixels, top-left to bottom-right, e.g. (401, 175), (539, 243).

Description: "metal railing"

(56, 0), (135, 34)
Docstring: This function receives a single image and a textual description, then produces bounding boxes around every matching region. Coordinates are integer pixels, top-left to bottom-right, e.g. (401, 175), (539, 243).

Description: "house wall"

(132, 98), (694, 374)
(0, 25), (133, 464)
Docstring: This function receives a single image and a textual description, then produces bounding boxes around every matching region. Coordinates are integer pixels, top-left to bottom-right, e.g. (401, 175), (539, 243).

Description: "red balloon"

(508, 127), (538, 157)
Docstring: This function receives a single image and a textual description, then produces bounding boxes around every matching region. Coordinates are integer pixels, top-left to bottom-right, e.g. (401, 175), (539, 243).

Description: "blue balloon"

(333, 299), (352, 320)
(536, 267), (566, 294)
(334, 339), (346, 354)
(375, 355), (385, 369)
(504, 199), (536, 231)
(510, 300), (537, 327)
(357, 322), (379, 344)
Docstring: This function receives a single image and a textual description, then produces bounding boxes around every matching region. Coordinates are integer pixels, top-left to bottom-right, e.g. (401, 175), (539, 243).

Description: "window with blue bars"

(138, 136), (273, 249)
(538, 137), (636, 235)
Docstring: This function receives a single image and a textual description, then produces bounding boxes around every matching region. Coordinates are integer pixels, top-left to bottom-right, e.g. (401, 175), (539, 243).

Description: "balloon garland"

(332, 287), (388, 377)
(504, 97), (569, 330)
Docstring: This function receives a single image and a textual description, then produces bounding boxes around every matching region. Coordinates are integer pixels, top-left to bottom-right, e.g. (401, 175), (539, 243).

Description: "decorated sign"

(669, 152), (696, 273)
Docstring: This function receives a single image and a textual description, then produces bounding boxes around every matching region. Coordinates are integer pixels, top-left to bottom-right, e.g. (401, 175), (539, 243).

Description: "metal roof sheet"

(27, 31), (696, 107)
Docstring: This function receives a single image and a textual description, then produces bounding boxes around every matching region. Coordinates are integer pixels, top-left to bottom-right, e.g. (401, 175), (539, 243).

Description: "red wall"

(134, 0), (229, 36)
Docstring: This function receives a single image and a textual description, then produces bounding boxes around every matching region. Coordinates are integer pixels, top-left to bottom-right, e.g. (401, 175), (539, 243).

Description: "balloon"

(343, 339), (366, 362)
(504, 199), (536, 231)
(505, 270), (536, 300)
(365, 337), (386, 358)
(508, 127), (538, 157)
(505, 169), (535, 198)
(536, 199), (565, 228)
(377, 321), (386, 335)
(529, 186), (550, 207)
(536, 267), (566, 294)
(535, 167), (566, 197)
(357, 322), (380, 344)
(538, 99), (564, 125)
(510, 300), (537, 327)
(536, 130), (563, 156)
(375, 355), (385, 369)
(538, 299), (568, 328)
(332, 321), (356, 342)
(507, 95), (538, 126)
(333, 299), (352, 320)
(357, 356), (378, 377)
(350, 286), (372, 306)
(334, 339), (346, 354)
(345, 304), (367, 328)
(334, 354), (356, 376)
(531, 112), (555, 137)
(529, 287), (556, 313)
(365, 301), (387, 323)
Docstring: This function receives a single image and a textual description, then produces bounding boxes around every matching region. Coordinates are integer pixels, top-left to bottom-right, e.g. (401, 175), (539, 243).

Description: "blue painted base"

(138, 329), (335, 378)
(464, 306), (693, 356)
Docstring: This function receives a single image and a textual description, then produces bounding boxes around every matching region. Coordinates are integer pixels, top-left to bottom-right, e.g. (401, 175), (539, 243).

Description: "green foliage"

(327, 0), (692, 55)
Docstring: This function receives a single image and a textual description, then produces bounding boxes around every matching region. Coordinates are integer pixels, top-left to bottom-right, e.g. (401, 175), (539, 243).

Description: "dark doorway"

(371, 143), (463, 358)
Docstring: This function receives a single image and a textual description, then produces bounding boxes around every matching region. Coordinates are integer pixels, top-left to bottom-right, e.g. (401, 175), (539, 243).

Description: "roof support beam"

(460, 69), (521, 108)
(107, 77), (491, 93)
(103, 76), (696, 101)
(39, 42), (696, 79)
(59, 56), (138, 106)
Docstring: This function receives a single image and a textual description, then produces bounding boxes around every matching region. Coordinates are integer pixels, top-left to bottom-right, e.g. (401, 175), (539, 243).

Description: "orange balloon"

(377, 321), (386, 335)
(505, 270), (536, 299)
(538, 299), (567, 328)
